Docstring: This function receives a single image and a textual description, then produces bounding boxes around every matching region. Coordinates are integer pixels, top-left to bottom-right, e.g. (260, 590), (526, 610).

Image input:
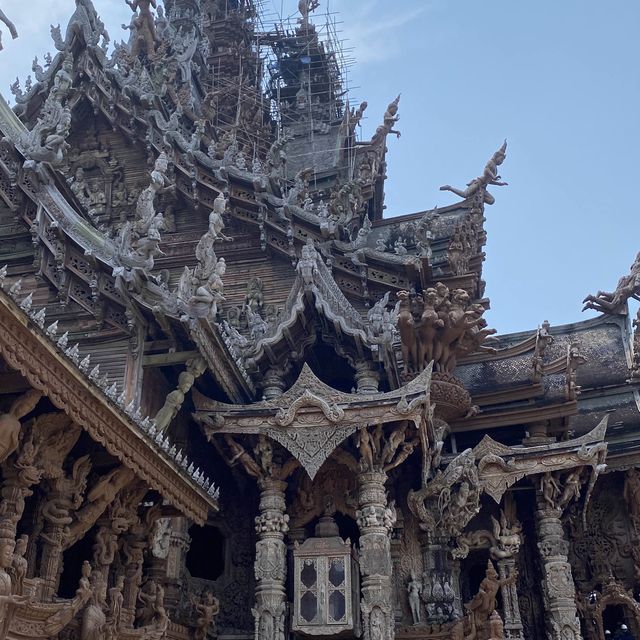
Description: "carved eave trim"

(450, 399), (578, 432)
(193, 362), (432, 429)
(470, 415), (608, 503)
(186, 316), (255, 402)
(0, 292), (216, 524)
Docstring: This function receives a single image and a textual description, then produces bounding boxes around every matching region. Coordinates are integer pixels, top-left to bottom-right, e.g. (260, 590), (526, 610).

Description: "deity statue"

(10, 534), (28, 596)
(0, 389), (42, 463)
(464, 561), (516, 627)
(189, 257), (226, 320)
(81, 568), (107, 640)
(407, 573), (422, 625)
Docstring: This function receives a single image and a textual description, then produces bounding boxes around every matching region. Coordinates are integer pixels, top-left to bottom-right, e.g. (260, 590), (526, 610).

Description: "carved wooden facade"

(0, 2), (638, 640)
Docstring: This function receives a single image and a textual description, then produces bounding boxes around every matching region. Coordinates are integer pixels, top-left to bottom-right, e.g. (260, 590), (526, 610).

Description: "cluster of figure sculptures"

(396, 284), (497, 375)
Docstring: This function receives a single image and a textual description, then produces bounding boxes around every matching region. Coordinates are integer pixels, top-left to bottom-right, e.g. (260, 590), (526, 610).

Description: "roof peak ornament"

(440, 140), (508, 206)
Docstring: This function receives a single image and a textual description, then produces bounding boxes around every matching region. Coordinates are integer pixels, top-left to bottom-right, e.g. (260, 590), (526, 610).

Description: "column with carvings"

(121, 520), (148, 628)
(496, 555), (523, 640)
(535, 482), (582, 640)
(357, 469), (394, 640)
(253, 476), (289, 640)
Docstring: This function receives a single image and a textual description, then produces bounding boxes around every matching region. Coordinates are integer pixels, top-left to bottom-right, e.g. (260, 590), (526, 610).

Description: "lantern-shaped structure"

(292, 515), (360, 636)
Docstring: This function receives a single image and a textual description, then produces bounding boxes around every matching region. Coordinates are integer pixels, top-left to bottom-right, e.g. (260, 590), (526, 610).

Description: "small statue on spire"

(440, 140), (508, 205)
(126, 0), (159, 58)
(0, 7), (18, 51)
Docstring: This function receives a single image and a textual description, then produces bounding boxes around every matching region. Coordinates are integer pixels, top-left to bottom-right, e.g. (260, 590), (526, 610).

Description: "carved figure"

(189, 257), (226, 320)
(440, 141), (507, 205)
(532, 319), (553, 381)
(10, 534), (28, 596)
(0, 7), (18, 51)
(396, 284), (493, 377)
(0, 389), (42, 463)
(489, 509), (522, 560)
(225, 435), (263, 479)
(583, 252), (640, 315)
(464, 560), (516, 627)
(245, 277), (264, 313)
(20, 56), (74, 168)
(106, 575), (124, 636)
(193, 591), (220, 640)
(407, 573), (422, 624)
(0, 537), (30, 635)
(565, 342), (587, 401)
(408, 448), (480, 536)
(127, 0), (159, 58)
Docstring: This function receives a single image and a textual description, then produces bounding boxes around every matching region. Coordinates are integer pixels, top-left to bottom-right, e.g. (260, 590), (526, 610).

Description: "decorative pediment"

(472, 415), (609, 502)
(193, 363), (432, 479)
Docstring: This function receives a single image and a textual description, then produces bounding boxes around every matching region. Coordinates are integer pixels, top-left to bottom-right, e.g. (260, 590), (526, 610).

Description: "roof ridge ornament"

(583, 250), (640, 316)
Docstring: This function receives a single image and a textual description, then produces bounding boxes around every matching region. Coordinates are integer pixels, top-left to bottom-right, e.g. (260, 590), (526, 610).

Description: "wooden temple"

(0, 1), (638, 640)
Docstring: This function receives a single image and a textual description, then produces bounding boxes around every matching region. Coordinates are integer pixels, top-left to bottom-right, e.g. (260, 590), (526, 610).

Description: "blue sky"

(1, 0), (638, 335)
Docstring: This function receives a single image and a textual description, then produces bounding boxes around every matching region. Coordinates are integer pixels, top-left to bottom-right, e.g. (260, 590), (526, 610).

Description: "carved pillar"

(121, 522), (147, 629)
(254, 477), (288, 640)
(357, 470), (394, 640)
(354, 361), (379, 395)
(39, 516), (68, 601)
(389, 512), (404, 624)
(164, 517), (191, 610)
(535, 501), (582, 640)
(497, 556), (523, 640)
